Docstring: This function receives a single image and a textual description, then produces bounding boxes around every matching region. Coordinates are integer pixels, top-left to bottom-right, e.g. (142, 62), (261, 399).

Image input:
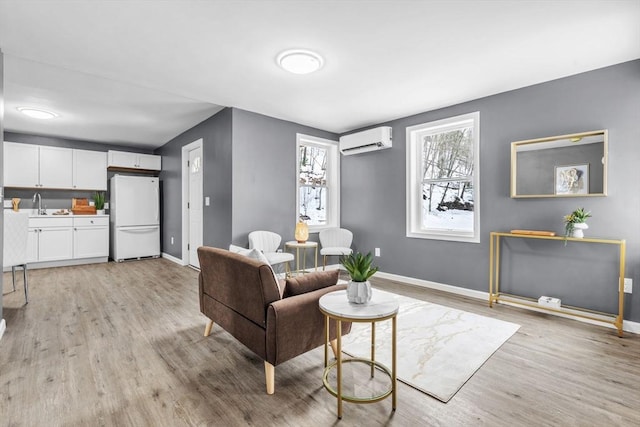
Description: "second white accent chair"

(319, 228), (353, 269)
(248, 230), (294, 276)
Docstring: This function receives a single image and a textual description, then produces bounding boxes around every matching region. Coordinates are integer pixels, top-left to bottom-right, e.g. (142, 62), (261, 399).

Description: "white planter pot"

(96, 209), (105, 215)
(571, 222), (588, 238)
(346, 280), (372, 304)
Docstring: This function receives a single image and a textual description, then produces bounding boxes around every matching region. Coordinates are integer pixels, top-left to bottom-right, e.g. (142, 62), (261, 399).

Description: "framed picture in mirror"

(555, 164), (589, 195)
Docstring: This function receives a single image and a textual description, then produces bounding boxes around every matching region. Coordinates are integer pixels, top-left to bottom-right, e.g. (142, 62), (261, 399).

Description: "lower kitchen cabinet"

(73, 216), (109, 258)
(28, 217), (73, 263)
(26, 215), (109, 267)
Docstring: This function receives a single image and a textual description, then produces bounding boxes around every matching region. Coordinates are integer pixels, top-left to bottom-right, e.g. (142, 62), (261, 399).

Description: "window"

(406, 112), (480, 242)
(296, 134), (340, 231)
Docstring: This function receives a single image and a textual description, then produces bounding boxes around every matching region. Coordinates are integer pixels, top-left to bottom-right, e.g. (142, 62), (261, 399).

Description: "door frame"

(181, 138), (203, 267)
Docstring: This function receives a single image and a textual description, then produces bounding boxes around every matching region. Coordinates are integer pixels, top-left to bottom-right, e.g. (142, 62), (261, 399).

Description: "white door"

(188, 146), (203, 268)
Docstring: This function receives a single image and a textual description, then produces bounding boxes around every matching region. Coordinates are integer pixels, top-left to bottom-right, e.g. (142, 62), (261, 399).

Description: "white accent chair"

(248, 231), (294, 277)
(3, 211), (30, 303)
(319, 228), (353, 269)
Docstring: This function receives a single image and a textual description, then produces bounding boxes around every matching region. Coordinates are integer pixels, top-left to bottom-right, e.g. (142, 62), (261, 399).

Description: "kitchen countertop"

(5, 208), (109, 217)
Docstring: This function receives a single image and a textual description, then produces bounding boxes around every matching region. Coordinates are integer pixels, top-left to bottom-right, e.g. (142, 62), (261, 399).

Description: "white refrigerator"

(110, 175), (160, 261)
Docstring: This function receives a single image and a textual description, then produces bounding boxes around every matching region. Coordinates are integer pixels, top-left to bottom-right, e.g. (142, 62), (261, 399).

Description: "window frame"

(296, 133), (340, 232)
(406, 111), (480, 243)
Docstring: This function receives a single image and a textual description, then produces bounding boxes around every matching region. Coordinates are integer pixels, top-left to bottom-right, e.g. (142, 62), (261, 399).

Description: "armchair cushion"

(229, 245), (282, 295)
(283, 270), (340, 298)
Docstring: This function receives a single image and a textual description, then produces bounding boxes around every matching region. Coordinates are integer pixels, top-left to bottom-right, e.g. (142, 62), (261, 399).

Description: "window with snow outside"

(406, 112), (480, 243)
(296, 134), (339, 231)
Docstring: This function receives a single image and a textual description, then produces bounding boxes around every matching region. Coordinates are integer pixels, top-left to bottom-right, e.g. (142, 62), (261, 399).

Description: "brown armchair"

(198, 246), (351, 394)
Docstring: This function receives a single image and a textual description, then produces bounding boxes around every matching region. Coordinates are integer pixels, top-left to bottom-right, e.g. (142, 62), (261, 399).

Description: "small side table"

(284, 241), (318, 275)
(319, 290), (399, 419)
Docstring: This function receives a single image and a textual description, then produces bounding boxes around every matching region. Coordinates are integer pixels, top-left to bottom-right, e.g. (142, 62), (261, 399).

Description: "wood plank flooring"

(1, 259), (639, 426)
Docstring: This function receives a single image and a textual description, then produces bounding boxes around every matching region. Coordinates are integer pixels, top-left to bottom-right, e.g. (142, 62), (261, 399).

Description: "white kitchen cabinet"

(39, 145), (73, 188)
(4, 142), (107, 190)
(28, 217), (73, 262)
(3, 142), (40, 187)
(73, 149), (107, 190)
(73, 216), (109, 259)
(108, 150), (161, 171)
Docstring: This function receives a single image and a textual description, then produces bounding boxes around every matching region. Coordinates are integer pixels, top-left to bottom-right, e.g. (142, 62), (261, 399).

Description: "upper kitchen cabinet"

(3, 142), (73, 188)
(73, 149), (107, 190)
(108, 150), (161, 172)
(3, 142), (39, 187)
(3, 142), (108, 190)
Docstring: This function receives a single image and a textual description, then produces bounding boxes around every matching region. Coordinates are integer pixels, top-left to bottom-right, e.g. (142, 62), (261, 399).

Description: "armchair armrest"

(265, 284), (350, 366)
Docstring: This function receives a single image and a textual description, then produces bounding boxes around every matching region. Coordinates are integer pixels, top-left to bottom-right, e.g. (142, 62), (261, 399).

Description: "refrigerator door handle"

(155, 186), (159, 222)
(118, 226), (159, 233)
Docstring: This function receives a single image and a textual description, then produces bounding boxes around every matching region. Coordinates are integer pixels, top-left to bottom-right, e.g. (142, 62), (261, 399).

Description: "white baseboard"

(162, 252), (185, 265)
(368, 269), (640, 335)
(374, 270), (488, 301)
(0, 318), (5, 342)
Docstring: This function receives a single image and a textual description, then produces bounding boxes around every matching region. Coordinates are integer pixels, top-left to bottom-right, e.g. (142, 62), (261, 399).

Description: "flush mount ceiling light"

(277, 49), (324, 74)
(17, 107), (58, 120)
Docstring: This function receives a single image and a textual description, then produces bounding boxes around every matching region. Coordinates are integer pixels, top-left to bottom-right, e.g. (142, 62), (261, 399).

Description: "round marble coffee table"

(319, 290), (399, 419)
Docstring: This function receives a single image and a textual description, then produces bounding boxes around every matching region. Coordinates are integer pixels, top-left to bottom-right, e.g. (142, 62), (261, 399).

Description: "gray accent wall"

(341, 60), (640, 322)
(156, 107), (337, 259)
(230, 108), (337, 246)
(156, 108), (233, 257)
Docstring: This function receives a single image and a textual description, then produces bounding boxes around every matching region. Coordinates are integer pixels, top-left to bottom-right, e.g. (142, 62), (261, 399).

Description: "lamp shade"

(294, 220), (309, 243)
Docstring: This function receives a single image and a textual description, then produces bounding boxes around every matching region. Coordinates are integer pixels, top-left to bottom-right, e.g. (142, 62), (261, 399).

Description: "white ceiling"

(0, 0), (639, 149)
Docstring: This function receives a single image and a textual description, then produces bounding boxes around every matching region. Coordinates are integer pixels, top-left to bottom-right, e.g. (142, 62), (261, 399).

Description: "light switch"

(205, 196), (210, 206)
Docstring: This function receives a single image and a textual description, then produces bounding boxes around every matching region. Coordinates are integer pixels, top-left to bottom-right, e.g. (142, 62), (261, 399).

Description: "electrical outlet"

(375, 247), (381, 257)
(624, 278), (632, 293)
(104, 202), (109, 209)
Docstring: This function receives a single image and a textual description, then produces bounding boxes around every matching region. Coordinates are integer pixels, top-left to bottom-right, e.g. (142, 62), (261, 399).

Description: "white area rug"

(341, 289), (520, 402)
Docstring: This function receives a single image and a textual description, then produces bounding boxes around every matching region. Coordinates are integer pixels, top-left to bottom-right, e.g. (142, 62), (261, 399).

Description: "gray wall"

(155, 107), (337, 258)
(341, 60), (640, 322)
(156, 108), (234, 257)
(230, 108), (337, 247)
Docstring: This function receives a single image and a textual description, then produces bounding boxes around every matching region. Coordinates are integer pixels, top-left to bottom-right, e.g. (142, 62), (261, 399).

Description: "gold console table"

(489, 232), (626, 337)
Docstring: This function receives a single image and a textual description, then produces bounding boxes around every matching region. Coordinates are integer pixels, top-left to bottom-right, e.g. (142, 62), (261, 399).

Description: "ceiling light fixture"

(277, 49), (324, 74)
(17, 107), (58, 120)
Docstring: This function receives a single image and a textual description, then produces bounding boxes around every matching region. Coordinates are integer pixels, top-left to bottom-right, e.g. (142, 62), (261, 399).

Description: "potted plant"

(564, 207), (591, 241)
(340, 251), (379, 304)
(93, 191), (106, 215)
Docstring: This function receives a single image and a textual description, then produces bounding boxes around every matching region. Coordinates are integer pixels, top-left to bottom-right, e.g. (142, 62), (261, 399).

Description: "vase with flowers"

(564, 207), (591, 241)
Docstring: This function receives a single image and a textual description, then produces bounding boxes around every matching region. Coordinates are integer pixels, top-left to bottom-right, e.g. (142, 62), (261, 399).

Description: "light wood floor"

(1, 259), (639, 426)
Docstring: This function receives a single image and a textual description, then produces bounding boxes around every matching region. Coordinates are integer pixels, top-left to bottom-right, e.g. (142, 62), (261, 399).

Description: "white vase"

(346, 280), (372, 304)
(96, 209), (106, 215)
(571, 222), (588, 238)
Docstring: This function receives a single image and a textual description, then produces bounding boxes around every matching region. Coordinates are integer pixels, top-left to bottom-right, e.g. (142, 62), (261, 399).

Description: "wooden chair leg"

(204, 320), (214, 337)
(264, 361), (275, 395)
(323, 255), (327, 271)
(330, 339), (338, 359)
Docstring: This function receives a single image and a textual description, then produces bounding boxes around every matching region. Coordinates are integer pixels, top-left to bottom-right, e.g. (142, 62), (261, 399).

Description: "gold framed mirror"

(511, 130), (607, 198)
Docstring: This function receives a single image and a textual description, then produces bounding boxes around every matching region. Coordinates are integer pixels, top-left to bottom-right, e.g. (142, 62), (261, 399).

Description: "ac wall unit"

(339, 126), (392, 155)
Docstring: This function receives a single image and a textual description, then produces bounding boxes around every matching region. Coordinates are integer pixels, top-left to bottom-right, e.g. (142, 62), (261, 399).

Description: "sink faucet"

(32, 193), (45, 215)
